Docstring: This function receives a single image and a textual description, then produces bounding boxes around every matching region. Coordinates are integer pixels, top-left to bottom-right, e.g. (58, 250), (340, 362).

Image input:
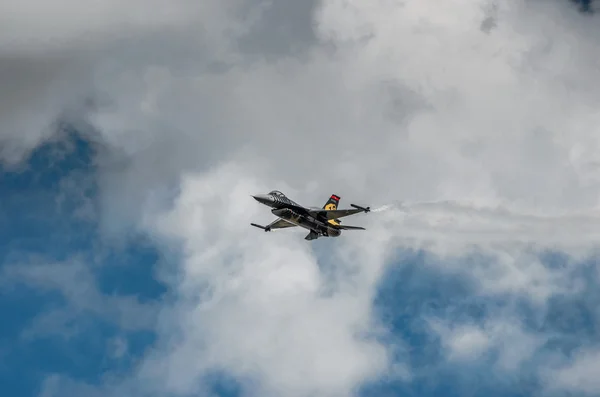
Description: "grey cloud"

(0, 53), (92, 165)
(238, 0), (320, 58)
(0, 0), (295, 166)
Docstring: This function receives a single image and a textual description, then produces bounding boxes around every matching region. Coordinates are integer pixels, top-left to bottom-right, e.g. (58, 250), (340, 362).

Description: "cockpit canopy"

(269, 190), (285, 198)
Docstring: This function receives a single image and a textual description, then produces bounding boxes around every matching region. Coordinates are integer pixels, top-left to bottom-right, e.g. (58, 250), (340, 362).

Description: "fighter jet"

(251, 190), (370, 240)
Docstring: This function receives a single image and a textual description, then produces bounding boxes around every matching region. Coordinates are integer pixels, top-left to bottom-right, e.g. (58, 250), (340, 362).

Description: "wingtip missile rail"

(250, 223), (271, 232)
(350, 204), (371, 213)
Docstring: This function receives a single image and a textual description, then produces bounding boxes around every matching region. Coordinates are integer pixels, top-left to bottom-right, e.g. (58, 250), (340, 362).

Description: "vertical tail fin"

(323, 194), (341, 226)
(323, 194), (340, 210)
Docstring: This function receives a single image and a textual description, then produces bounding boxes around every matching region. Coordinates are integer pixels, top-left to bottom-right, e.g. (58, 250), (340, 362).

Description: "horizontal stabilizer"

(336, 225), (365, 230)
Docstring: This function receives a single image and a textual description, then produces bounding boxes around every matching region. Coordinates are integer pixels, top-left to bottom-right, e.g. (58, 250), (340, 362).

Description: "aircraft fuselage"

(271, 207), (341, 238)
(252, 192), (341, 239)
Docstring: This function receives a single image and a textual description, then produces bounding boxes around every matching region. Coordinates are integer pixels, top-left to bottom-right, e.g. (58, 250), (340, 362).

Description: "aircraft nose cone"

(252, 194), (273, 206)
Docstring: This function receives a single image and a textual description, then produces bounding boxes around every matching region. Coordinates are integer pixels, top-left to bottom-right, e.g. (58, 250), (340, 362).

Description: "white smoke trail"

(370, 204), (395, 213)
(373, 199), (600, 221)
(368, 200), (600, 251)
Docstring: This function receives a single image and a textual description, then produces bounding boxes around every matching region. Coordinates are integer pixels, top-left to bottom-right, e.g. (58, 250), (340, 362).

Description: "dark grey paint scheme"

(251, 190), (370, 241)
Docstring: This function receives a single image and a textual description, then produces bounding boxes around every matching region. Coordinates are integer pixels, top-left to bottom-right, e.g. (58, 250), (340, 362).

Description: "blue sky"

(0, 133), (165, 396)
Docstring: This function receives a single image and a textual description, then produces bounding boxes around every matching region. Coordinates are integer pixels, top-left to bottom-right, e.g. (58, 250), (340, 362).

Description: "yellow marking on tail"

(325, 203), (339, 225)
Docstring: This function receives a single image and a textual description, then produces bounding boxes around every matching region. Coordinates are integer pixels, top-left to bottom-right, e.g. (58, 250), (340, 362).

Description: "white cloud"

(1, 259), (158, 337)
(547, 348), (600, 395)
(107, 337), (129, 360)
(135, 165), (391, 397)
(39, 374), (104, 397)
(432, 322), (491, 361)
(430, 316), (545, 372)
(2, 0), (600, 396)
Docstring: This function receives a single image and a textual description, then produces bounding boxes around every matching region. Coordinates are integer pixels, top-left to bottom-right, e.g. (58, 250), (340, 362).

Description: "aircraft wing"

(266, 218), (297, 229)
(308, 207), (368, 220)
(336, 224), (365, 230)
(250, 218), (296, 232)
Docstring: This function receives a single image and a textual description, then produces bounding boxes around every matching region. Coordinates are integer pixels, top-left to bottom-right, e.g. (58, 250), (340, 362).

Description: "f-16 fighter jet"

(251, 190), (370, 240)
